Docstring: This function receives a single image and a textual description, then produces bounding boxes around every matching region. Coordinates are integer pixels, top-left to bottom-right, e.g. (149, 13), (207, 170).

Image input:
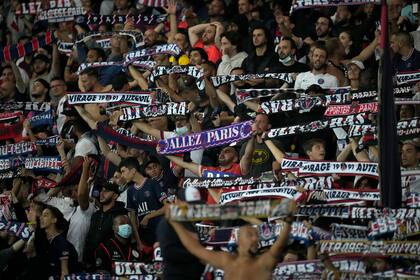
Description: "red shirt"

(194, 40), (222, 64)
(200, 163), (243, 204)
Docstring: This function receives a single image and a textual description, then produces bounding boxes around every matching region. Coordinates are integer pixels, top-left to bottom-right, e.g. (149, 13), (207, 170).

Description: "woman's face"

(339, 32), (352, 50)
(347, 64), (361, 81)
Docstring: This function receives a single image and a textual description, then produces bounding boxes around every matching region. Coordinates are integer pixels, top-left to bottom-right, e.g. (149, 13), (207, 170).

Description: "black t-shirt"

(48, 232), (79, 279)
(94, 238), (140, 274)
(157, 219), (205, 280)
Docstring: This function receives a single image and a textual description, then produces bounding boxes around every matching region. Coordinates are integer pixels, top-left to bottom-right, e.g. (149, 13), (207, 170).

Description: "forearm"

(188, 24), (207, 46)
(216, 89), (235, 112)
(244, 101), (260, 112)
(78, 167), (90, 210)
(264, 139), (285, 163)
(133, 121), (161, 139)
(98, 137), (122, 166)
(165, 155), (200, 175)
(336, 143), (352, 162)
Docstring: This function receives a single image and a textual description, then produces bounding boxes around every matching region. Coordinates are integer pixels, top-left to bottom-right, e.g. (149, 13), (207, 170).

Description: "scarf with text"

(350, 85), (413, 100)
(30, 110), (54, 128)
(292, 0), (380, 11)
(211, 73), (294, 88)
(64, 274), (157, 280)
(158, 121), (253, 154)
(24, 157), (62, 172)
(0, 112), (22, 122)
(319, 240), (420, 256)
(138, 0), (167, 7)
(368, 216), (400, 240)
(260, 93), (349, 114)
(169, 199), (291, 221)
(95, 122), (157, 154)
(331, 223), (368, 240)
(149, 66), (205, 91)
(76, 31), (144, 48)
(396, 70), (420, 85)
(114, 261), (162, 276)
(32, 177), (58, 192)
(0, 142), (37, 158)
(348, 117), (420, 138)
(0, 219), (31, 241)
(67, 90), (165, 105)
(37, 7), (86, 22)
(82, 14), (167, 25)
(307, 189), (380, 203)
(0, 102), (51, 112)
(76, 61), (123, 75)
(267, 113), (370, 138)
(298, 161), (378, 177)
(124, 44), (182, 65)
(119, 102), (189, 121)
(0, 32), (55, 63)
(324, 102), (378, 117)
(219, 187), (303, 204)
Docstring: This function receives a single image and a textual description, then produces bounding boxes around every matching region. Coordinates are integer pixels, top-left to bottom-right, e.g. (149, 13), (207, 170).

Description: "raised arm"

(77, 157), (92, 211)
(264, 138), (285, 163)
(133, 120), (162, 139)
(98, 136), (122, 166)
(240, 135), (256, 176)
(188, 23), (209, 47)
(164, 0), (178, 43)
(164, 154), (200, 176)
(128, 65), (149, 90)
(216, 88), (236, 112)
(168, 209), (231, 269)
(351, 33), (379, 62)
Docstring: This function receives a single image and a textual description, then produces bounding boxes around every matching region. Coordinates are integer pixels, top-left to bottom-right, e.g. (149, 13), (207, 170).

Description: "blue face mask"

(117, 224), (132, 239)
(175, 126), (189, 136)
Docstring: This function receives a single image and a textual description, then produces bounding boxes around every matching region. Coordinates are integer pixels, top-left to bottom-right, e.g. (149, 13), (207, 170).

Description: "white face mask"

(175, 126), (189, 136)
(279, 55), (293, 65)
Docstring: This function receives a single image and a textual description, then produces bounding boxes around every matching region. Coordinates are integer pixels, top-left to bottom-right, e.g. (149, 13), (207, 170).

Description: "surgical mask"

(279, 55), (293, 65)
(175, 126), (189, 136)
(117, 224), (132, 239)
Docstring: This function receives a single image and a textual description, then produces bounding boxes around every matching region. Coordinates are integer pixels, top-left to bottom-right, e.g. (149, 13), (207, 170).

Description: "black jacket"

(83, 201), (127, 269)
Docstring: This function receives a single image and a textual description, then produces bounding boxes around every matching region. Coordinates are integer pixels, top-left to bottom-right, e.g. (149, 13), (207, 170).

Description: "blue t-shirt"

(126, 179), (167, 228)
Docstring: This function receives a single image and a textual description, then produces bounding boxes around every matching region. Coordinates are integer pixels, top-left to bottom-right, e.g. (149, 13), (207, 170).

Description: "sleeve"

(294, 73), (303, 90)
(330, 76), (339, 88)
(74, 138), (98, 157)
(152, 181), (167, 203)
(54, 238), (70, 260)
(126, 186), (136, 211)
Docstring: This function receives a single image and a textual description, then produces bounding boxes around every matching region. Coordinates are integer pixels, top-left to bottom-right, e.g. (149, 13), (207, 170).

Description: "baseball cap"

(102, 181), (122, 194)
(33, 53), (50, 63)
(347, 60), (365, 70)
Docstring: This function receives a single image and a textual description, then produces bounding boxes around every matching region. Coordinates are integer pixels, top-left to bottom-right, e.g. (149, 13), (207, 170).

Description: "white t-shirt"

(75, 132), (98, 157)
(163, 131), (203, 178)
(67, 202), (96, 262)
(56, 95), (67, 134)
(294, 71), (338, 90)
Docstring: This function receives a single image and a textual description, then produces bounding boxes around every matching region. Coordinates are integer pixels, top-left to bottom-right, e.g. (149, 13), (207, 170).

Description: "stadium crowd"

(0, 0), (419, 279)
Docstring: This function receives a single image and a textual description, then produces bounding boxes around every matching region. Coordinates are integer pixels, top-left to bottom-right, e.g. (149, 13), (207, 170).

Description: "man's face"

(144, 30), (158, 47)
(254, 114), (271, 134)
(208, 0), (224, 16)
(231, 68), (246, 87)
(50, 79), (66, 98)
(389, 0), (403, 21)
(252, 29), (267, 48)
(31, 81), (48, 98)
(401, 143), (419, 168)
(307, 142), (326, 160)
(33, 59), (49, 75)
(390, 34), (400, 54)
(87, 50), (101, 63)
(311, 48), (327, 71)
(112, 171), (127, 186)
(218, 147), (237, 165)
(277, 40), (293, 59)
(238, 226), (259, 256)
(100, 188), (116, 205)
(174, 33), (188, 50)
(202, 25), (216, 45)
(145, 162), (162, 179)
(339, 32), (352, 49)
(400, 105), (414, 120)
(114, 0), (128, 10)
(0, 81), (15, 101)
(174, 116), (188, 128)
(335, 6), (350, 24)
(189, 50), (204, 66)
(120, 166), (136, 183)
(80, 74), (96, 92)
(238, 0), (251, 15)
(315, 17), (330, 38)
(221, 36), (234, 56)
(1, 68), (14, 83)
